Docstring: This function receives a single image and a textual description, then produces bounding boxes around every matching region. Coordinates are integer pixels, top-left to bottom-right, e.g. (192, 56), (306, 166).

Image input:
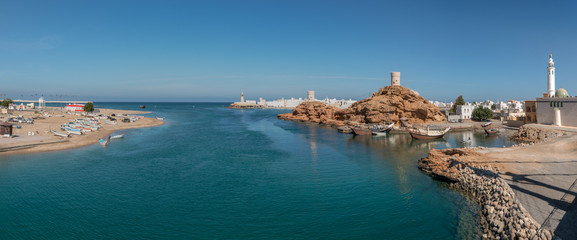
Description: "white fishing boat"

(156, 117), (165, 120)
(51, 130), (70, 138)
(110, 134), (124, 139)
(67, 130), (83, 135)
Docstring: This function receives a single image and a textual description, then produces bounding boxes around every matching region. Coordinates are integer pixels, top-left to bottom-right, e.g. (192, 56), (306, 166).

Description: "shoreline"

(0, 108), (164, 156)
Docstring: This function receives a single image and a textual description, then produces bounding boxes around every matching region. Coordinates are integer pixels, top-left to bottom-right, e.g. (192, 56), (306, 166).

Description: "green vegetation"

(451, 95), (465, 112)
(472, 106), (494, 121)
(491, 104), (496, 110)
(1, 98), (13, 108)
(83, 102), (94, 112)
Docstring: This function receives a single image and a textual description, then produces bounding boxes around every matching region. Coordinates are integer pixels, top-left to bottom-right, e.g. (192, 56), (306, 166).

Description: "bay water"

(0, 103), (514, 239)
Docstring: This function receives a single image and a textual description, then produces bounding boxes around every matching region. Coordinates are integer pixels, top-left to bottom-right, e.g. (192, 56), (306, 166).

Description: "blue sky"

(1, 0), (576, 102)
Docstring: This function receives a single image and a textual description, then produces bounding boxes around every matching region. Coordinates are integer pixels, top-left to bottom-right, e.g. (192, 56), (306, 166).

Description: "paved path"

(486, 132), (577, 239)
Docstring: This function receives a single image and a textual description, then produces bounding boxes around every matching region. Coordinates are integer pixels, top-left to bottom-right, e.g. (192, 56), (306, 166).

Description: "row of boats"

(51, 118), (103, 137)
(350, 121), (500, 139)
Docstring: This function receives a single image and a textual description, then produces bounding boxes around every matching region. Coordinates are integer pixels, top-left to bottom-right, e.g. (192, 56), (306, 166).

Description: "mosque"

(535, 54), (577, 127)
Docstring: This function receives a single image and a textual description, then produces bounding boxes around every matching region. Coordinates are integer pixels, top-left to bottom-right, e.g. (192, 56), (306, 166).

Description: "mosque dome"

(556, 88), (569, 98)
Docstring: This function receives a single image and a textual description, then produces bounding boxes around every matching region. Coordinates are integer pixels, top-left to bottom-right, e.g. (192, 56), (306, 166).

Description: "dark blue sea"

(0, 103), (515, 239)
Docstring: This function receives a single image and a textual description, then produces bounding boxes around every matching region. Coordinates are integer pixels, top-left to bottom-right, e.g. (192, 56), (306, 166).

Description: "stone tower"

(241, 92), (245, 103)
(307, 90), (315, 101)
(391, 72), (401, 86)
(547, 54), (555, 97)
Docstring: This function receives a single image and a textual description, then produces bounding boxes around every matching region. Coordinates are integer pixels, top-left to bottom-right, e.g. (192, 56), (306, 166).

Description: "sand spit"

(0, 108), (163, 155)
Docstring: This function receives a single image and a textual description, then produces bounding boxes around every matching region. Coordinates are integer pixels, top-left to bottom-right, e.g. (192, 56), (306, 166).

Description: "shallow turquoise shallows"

(0, 103), (514, 240)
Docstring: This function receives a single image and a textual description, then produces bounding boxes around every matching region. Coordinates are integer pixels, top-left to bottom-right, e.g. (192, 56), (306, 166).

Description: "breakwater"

(419, 148), (553, 239)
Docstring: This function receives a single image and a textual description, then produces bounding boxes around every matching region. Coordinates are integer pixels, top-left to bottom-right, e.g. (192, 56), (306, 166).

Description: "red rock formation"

(277, 101), (346, 125)
(278, 85), (446, 125)
(343, 85), (446, 124)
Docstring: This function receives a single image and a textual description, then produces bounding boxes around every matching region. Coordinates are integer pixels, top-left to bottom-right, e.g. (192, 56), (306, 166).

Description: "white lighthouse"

(547, 53), (555, 97)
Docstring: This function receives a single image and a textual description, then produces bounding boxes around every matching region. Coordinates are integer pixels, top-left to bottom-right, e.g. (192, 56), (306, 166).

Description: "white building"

(536, 54), (577, 127)
(456, 104), (475, 120)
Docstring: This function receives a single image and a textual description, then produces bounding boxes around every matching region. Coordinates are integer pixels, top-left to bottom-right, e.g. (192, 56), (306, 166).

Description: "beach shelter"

(0, 122), (13, 136)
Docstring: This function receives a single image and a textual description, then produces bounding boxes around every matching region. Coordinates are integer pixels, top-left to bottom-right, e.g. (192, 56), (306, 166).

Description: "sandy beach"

(0, 107), (164, 155)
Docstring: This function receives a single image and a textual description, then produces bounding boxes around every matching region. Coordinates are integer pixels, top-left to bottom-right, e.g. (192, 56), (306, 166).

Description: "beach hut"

(0, 122), (13, 136)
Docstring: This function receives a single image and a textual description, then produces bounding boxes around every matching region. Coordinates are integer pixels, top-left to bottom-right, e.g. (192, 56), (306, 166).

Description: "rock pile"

(511, 125), (564, 143)
(419, 149), (553, 240)
(278, 85), (446, 126)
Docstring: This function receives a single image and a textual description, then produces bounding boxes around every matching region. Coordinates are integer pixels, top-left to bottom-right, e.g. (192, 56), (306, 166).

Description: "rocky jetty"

(511, 125), (565, 143)
(278, 85), (446, 126)
(419, 149), (553, 240)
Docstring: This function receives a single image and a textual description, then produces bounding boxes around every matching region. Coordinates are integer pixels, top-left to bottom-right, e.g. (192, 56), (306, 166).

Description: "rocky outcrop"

(343, 85), (446, 124)
(277, 101), (346, 125)
(511, 125), (564, 143)
(278, 85), (446, 126)
(419, 149), (553, 240)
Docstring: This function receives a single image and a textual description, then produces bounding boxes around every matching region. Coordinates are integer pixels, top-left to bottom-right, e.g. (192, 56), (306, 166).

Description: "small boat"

(351, 126), (373, 135)
(99, 136), (111, 146)
(110, 134), (124, 139)
(51, 130), (70, 138)
(66, 130), (83, 135)
(482, 122), (493, 128)
(140, 105), (146, 109)
(484, 127), (499, 135)
(371, 123), (394, 136)
(155, 117), (165, 120)
(408, 126), (451, 140)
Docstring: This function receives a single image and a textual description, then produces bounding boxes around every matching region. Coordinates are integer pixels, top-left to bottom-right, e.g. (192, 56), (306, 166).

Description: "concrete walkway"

(487, 132), (577, 239)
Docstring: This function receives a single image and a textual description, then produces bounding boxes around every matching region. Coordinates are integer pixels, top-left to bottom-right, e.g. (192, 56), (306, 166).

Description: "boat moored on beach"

(51, 130), (70, 138)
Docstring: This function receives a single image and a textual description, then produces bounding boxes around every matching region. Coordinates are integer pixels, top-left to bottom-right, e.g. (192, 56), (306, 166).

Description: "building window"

(532, 106), (536, 112)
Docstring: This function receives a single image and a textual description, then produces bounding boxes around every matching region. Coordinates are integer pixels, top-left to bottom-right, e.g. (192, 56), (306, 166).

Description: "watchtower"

(391, 72), (401, 86)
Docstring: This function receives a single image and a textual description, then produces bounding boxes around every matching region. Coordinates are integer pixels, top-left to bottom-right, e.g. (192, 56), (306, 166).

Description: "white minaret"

(547, 53), (555, 97)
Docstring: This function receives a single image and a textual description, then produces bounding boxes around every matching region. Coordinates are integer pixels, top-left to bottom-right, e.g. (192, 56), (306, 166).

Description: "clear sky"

(1, 0), (576, 102)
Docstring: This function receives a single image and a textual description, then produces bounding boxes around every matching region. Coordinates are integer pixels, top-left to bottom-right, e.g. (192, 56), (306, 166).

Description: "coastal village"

(1, 55), (574, 239)
(4, 1), (576, 240)
(229, 54), (577, 240)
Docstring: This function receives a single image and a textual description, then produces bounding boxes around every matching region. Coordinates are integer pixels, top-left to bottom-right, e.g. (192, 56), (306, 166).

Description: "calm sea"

(0, 103), (514, 239)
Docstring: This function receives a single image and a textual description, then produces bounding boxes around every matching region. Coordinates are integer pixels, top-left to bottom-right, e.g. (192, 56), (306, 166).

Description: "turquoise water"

(0, 103), (514, 239)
